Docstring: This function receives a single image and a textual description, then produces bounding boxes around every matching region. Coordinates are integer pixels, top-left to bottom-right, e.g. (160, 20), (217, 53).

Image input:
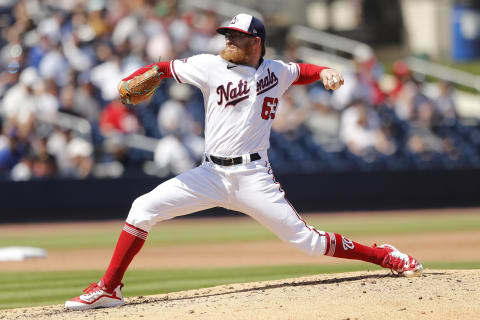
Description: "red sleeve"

(293, 63), (329, 85)
(122, 61), (173, 81)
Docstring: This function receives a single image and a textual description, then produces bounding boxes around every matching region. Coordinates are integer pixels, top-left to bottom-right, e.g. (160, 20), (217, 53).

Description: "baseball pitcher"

(66, 14), (422, 310)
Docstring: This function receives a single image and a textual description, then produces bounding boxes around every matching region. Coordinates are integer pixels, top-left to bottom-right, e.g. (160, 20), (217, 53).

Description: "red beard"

(220, 44), (253, 66)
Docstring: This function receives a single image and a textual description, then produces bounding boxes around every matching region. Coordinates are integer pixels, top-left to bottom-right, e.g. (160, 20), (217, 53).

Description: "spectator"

(31, 154), (58, 179)
(393, 78), (421, 122)
(1, 67), (37, 125)
(153, 136), (196, 176)
(99, 100), (140, 136)
(99, 100), (142, 176)
(10, 154), (34, 181)
(434, 81), (458, 126)
(388, 59), (412, 103)
(72, 79), (101, 123)
(65, 137), (94, 178)
(47, 128), (74, 176)
(0, 130), (29, 173)
(272, 89), (308, 138)
(188, 11), (224, 54)
(157, 83), (195, 136)
(33, 79), (59, 122)
(153, 83), (204, 175)
(90, 43), (123, 102)
(340, 100), (396, 159)
(38, 41), (69, 87)
(47, 128), (94, 178)
(303, 87), (341, 147)
(405, 99), (448, 160)
(346, 46), (385, 107)
(329, 46), (385, 111)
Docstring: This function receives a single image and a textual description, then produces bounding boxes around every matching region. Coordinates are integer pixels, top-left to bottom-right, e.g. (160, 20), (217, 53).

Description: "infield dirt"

(1, 209), (480, 271)
(2, 269), (479, 320)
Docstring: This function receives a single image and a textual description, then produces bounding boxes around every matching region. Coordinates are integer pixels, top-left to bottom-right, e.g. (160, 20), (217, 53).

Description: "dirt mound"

(3, 270), (479, 320)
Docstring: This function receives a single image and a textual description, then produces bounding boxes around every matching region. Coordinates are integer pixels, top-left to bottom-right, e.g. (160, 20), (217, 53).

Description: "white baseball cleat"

(65, 281), (124, 310)
(375, 244), (424, 278)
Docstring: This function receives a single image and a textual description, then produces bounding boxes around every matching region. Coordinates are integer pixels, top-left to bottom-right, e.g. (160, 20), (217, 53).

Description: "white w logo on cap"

(230, 17), (238, 24)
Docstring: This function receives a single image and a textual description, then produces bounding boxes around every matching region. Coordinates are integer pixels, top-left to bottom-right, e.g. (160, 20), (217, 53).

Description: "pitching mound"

(3, 269), (479, 320)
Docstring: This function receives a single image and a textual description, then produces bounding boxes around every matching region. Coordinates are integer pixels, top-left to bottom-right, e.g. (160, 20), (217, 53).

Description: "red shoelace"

(83, 282), (102, 293)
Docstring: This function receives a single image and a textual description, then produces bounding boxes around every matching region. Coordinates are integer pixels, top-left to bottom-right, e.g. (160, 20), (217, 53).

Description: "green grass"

(1, 213), (479, 249)
(1, 261), (478, 310)
(1, 212), (479, 310)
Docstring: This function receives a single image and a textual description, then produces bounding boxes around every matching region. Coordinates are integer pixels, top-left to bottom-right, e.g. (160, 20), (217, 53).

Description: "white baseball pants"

(126, 152), (328, 256)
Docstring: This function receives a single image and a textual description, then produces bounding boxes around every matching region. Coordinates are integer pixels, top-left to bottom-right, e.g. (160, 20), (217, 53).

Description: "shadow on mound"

(127, 271), (439, 306)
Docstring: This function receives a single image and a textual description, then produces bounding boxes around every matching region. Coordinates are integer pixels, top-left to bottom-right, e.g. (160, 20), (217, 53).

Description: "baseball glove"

(118, 65), (163, 105)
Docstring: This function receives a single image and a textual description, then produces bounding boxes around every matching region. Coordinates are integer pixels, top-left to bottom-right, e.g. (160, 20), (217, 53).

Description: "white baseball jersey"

(127, 54), (329, 259)
(170, 54), (300, 156)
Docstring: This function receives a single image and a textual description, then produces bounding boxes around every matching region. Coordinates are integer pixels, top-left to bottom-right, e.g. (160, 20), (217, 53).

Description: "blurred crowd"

(0, 0), (479, 181)
(273, 44), (480, 173)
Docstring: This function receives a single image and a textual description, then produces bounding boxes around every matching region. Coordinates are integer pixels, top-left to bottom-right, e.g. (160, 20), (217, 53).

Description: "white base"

(0, 247), (47, 262)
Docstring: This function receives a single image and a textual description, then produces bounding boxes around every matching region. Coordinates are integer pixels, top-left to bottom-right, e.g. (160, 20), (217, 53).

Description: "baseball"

(330, 77), (341, 90)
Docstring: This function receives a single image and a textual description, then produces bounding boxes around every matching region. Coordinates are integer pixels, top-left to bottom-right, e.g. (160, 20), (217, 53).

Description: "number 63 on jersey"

(261, 97), (278, 120)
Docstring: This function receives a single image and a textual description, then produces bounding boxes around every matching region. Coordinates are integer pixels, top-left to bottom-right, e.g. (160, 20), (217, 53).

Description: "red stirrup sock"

(324, 232), (385, 265)
(102, 223), (148, 292)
